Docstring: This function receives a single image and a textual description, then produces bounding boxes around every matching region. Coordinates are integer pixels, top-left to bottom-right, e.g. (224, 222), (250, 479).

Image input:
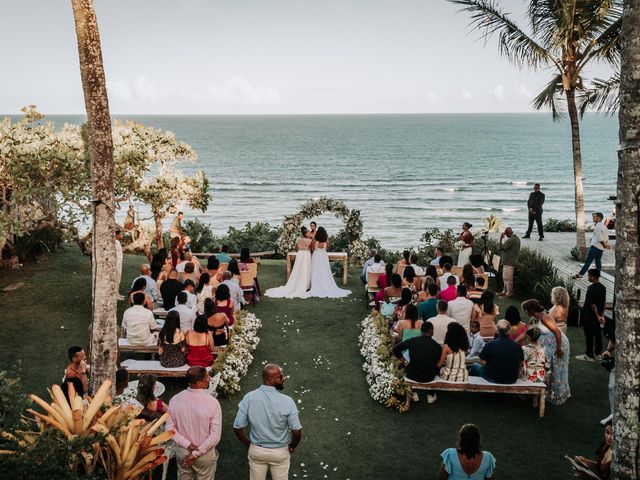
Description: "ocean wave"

(511, 181), (528, 185)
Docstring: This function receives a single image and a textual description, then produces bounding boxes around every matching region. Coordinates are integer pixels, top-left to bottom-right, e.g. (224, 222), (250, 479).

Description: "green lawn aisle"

(0, 248), (611, 479)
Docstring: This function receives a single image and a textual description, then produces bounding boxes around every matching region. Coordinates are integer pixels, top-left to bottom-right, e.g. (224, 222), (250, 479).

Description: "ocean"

(36, 114), (619, 249)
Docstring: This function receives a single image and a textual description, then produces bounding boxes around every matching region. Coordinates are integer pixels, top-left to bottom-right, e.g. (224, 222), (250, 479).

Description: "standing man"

(170, 211), (184, 239)
(64, 346), (89, 394)
(575, 212), (610, 278)
(233, 364), (302, 480)
(498, 227), (521, 298)
(575, 269), (607, 362)
(523, 183), (545, 240)
(115, 229), (124, 300)
(166, 366), (222, 479)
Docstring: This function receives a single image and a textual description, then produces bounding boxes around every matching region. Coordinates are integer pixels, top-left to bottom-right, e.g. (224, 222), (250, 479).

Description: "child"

(467, 320), (485, 359)
(520, 326), (547, 383)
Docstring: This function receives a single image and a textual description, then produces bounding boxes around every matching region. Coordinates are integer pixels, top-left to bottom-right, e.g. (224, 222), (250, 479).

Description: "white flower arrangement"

(358, 312), (411, 412)
(210, 310), (262, 395)
(454, 240), (466, 251)
(276, 197), (367, 264)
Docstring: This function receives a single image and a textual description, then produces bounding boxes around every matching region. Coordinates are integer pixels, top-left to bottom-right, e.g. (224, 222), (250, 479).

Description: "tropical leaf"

(578, 74), (620, 115)
(532, 73), (565, 119)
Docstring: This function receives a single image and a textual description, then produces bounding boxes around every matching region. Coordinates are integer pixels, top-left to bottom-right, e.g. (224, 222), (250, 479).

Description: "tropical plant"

(449, 0), (622, 256)
(544, 217), (577, 232)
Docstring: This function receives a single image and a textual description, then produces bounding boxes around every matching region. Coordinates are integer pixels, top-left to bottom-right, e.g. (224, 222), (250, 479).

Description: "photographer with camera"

(498, 227), (521, 298)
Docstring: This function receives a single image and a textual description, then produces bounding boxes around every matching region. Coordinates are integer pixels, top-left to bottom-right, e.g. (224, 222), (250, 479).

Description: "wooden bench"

(118, 338), (159, 354)
(405, 376), (547, 417)
(120, 348), (226, 378)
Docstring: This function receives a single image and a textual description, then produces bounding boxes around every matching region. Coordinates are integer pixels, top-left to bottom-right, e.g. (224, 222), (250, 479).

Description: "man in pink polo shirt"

(167, 367), (222, 479)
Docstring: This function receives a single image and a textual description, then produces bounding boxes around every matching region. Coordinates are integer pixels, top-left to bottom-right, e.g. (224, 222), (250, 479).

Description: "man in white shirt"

(367, 254), (386, 274)
(221, 271), (244, 312)
(170, 292), (197, 332)
(361, 249), (379, 285)
(430, 301), (455, 345)
(131, 264), (159, 303)
(122, 293), (159, 345)
(437, 263), (459, 289)
(410, 254), (424, 276)
(575, 212), (611, 278)
(182, 280), (199, 313)
(176, 252), (193, 273)
(468, 320), (485, 358)
(447, 285), (474, 332)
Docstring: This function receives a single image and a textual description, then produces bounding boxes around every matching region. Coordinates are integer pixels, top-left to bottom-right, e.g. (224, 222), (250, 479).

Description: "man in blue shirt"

(418, 284), (439, 321)
(216, 245), (232, 264)
(360, 248), (378, 285)
(469, 320), (523, 384)
(131, 263), (159, 302)
(234, 364), (302, 480)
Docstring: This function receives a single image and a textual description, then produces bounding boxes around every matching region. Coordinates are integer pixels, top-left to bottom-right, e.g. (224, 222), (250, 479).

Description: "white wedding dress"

(306, 244), (351, 298)
(265, 237), (312, 299)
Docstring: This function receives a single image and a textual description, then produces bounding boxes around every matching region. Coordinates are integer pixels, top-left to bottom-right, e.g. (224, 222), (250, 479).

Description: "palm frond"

(578, 74), (620, 115)
(579, 16), (622, 68)
(449, 0), (557, 70)
(532, 74), (565, 119)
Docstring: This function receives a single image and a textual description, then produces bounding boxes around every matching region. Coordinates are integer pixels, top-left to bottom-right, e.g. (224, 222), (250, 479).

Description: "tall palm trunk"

(565, 88), (587, 256)
(70, 0), (117, 394)
(613, 1), (640, 477)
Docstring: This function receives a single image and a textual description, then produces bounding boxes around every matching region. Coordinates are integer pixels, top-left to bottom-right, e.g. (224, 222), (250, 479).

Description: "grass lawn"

(0, 246), (611, 479)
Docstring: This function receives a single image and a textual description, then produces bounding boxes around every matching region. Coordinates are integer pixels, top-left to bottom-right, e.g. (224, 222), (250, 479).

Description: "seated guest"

(469, 254), (485, 274)
(429, 247), (443, 266)
(439, 255), (454, 269)
(374, 263), (395, 310)
(64, 346), (89, 395)
(227, 259), (241, 283)
(439, 424), (496, 480)
(196, 273), (215, 315)
(127, 277), (154, 310)
(396, 250), (412, 274)
(178, 261), (198, 284)
(185, 315), (215, 367)
(410, 254), (424, 276)
(472, 290), (499, 338)
(505, 305), (527, 346)
(206, 256), (223, 287)
(204, 298), (230, 347)
(214, 283), (236, 326)
(221, 271), (244, 312)
(468, 320), (485, 358)
(447, 285), (474, 332)
(425, 264), (438, 285)
(169, 236), (180, 267)
(136, 373), (168, 421)
(468, 276), (486, 303)
(402, 266), (421, 293)
(392, 288), (414, 323)
(383, 273), (404, 304)
(460, 264), (476, 292)
(176, 251), (194, 273)
(158, 311), (187, 368)
(440, 276), (458, 302)
(520, 326), (547, 383)
(155, 257), (173, 291)
(437, 322), (470, 382)
(216, 244), (232, 263)
(367, 254), (386, 275)
(438, 263), (459, 290)
(113, 368), (131, 404)
(394, 304), (423, 341)
(361, 248), (380, 284)
(418, 283), (440, 321)
(169, 291), (197, 332)
(571, 422), (612, 480)
(393, 322), (442, 403)
(131, 263), (159, 303)
(182, 279), (198, 312)
(122, 293), (159, 346)
(469, 319), (523, 384)
(160, 269), (183, 310)
(431, 300), (456, 345)
(239, 247), (261, 299)
(150, 250), (168, 281)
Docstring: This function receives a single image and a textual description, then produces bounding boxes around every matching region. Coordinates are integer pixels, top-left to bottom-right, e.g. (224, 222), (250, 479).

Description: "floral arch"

(277, 197), (368, 264)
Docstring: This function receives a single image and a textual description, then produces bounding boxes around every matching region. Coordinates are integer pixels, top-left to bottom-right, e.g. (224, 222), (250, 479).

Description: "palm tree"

(449, 0), (622, 255)
(613, 1), (640, 477)
(70, 0), (117, 393)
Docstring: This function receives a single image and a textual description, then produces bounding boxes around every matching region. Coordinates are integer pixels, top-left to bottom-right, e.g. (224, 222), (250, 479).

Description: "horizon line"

(2, 111), (591, 117)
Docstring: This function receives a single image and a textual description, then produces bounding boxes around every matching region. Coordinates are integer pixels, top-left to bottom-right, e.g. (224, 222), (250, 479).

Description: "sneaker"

(427, 393), (437, 404)
(522, 235), (531, 239)
(575, 354), (595, 362)
(411, 392), (419, 402)
(600, 414), (613, 425)
(595, 355), (603, 361)
(539, 237), (544, 241)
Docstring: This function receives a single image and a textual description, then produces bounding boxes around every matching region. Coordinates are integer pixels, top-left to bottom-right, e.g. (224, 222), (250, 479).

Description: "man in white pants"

(233, 364), (302, 480)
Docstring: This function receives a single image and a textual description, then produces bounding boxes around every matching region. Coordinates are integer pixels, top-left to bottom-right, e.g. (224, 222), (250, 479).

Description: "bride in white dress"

(265, 227), (313, 298)
(306, 227), (351, 298)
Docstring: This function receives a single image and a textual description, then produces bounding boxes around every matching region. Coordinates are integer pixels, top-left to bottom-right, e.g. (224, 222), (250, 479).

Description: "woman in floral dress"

(520, 326), (547, 383)
(522, 299), (570, 404)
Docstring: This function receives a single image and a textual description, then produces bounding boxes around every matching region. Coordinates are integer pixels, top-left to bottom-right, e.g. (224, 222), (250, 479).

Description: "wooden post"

(343, 255), (348, 285)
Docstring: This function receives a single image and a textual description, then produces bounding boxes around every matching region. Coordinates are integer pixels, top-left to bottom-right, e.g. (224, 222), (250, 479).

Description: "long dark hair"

(402, 250), (411, 263)
(425, 265), (438, 282)
(504, 305), (521, 326)
(480, 290), (495, 314)
(136, 373), (157, 406)
(403, 266), (416, 282)
(398, 287), (413, 307)
(462, 264), (475, 288)
(228, 259), (240, 276)
(159, 311), (180, 344)
(457, 424), (482, 459)
(216, 283), (231, 301)
(385, 263), (394, 286)
(315, 226), (328, 243)
(240, 247), (251, 263)
(444, 322), (470, 352)
(204, 297), (216, 317)
(128, 277), (147, 302)
(405, 304), (419, 328)
(197, 273), (211, 293)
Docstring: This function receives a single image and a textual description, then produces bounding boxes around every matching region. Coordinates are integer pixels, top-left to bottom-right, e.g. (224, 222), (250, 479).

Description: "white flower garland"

(211, 310), (262, 395)
(277, 197), (366, 264)
(358, 312), (411, 412)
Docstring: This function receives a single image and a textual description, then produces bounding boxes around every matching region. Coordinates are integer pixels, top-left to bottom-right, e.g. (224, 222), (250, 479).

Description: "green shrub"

(12, 226), (64, 261)
(544, 218), (576, 232)
(512, 247), (574, 306)
(184, 219), (219, 252)
(184, 220), (282, 256)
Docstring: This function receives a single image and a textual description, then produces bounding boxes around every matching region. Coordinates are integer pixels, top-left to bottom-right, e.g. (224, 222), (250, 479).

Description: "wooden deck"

(493, 232), (615, 305)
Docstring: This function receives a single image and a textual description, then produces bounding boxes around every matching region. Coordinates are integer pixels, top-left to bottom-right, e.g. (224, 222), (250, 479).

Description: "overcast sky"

(0, 0), (616, 115)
